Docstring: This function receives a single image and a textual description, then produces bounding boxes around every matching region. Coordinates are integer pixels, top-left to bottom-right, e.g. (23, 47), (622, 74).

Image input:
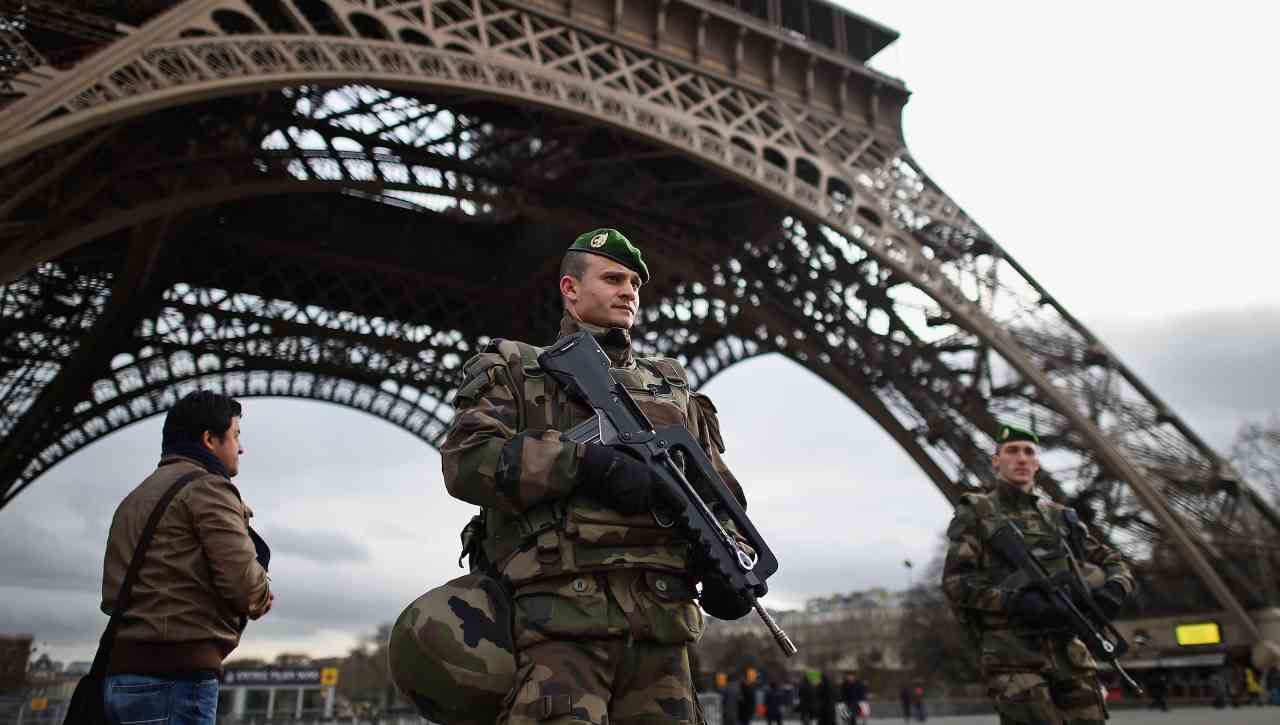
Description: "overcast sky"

(4, 2), (1279, 665)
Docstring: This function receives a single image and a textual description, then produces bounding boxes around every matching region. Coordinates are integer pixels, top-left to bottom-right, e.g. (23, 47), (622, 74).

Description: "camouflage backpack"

(388, 570), (516, 725)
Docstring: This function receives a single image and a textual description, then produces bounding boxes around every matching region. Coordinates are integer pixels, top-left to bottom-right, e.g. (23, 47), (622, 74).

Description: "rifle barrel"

(753, 600), (798, 657)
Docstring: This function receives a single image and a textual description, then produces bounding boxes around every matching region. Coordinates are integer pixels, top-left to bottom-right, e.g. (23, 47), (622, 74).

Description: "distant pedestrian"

(764, 680), (785, 725)
(910, 680), (927, 721)
(798, 675), (816, 725)
(1147, 668), (1169, 711)
(739, 676), (757, 725)
(100, 391), (273, 725)
(723, 678), (742, 725)
(817, 672), (837, 725)
(900, 684), (912, 722)
(1245, 667), (1264, 705)
(1211, 669), (1228, 708)
(1268, 665), (1280, 705)
(841, 671), (867, 724)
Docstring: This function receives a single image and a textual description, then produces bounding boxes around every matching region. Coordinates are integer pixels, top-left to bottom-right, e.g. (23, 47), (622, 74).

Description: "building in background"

(702, 588), (907, 673)
(218, 663), (341, 720)
(0, 636), (32, 696)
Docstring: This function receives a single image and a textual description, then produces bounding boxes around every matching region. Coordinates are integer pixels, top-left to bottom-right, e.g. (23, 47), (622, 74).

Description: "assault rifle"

(988, 521), (1143, 694)
(538, 332), (797, 657)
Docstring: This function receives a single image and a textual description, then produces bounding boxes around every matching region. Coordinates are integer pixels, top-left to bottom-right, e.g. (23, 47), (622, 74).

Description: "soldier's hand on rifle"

(579, 444), (658, 515)
(1090, 581), (1127, 621)
(699, 575), (754, 620)
(1007, 587), (1068, 626)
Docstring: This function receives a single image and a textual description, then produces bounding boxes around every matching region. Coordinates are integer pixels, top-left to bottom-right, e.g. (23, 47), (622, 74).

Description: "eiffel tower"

(2, 1), (1277, 646)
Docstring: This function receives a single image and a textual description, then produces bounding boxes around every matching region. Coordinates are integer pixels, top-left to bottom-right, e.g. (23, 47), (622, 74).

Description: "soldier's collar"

(557, 313), (634, 367)
(995, 480), (1041, 507)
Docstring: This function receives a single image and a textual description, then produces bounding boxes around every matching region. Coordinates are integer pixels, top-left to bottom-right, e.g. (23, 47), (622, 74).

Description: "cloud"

(1088, 306), (1280, 448)
(262, 525), (370, 565)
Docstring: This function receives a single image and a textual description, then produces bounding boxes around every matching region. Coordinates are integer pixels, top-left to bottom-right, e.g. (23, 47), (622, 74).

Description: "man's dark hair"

(559, 250), (593, 310)
(162, 390), (242, 446)
(559, 249), (591, 281)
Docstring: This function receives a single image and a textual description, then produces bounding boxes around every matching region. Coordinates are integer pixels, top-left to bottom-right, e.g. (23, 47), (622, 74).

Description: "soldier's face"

(561, 255), (642, 329)
(992, 441), (1039, 489)
(202, 416), (243, 478)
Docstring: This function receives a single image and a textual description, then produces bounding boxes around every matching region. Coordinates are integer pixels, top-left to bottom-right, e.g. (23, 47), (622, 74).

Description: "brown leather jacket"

(101, 456), (271, 674)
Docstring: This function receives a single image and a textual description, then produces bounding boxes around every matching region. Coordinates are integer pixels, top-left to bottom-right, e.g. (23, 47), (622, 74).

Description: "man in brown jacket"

(101, 390), (273, 725)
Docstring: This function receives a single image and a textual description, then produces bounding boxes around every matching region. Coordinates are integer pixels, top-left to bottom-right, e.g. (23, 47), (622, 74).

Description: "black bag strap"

(89, 468), (208, 677)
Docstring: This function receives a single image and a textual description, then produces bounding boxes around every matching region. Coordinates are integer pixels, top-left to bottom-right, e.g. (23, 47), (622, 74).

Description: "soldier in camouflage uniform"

(942, 425), (1136, 725)
(440, 228), (751, 725)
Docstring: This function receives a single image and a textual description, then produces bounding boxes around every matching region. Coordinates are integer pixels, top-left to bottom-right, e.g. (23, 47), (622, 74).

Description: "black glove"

(1007, 588), (1067, 626)
(579, 444), (654, 515)
(1091, 581), (1128, 621)
(699, 577), (754, 621)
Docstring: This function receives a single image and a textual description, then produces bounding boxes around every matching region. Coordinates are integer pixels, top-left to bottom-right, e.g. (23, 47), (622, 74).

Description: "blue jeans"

(104, 674), (218, 725)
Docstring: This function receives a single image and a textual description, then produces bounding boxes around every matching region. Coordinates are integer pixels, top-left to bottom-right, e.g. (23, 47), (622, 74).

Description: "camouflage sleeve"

(440, 351), (582, 515)
(1081, 527), (1136, 596)
(941, 503), (1010, 614)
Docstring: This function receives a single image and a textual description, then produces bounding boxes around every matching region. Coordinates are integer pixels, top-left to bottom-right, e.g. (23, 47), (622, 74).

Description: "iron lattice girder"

(0, 0), (1277, 625)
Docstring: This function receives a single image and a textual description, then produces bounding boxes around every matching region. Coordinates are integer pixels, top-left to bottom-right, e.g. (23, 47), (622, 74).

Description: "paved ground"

(845, 706), (1280, 724)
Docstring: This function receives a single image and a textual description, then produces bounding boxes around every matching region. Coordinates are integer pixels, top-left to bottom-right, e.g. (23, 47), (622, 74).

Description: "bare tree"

(897, 542), (981, 688)
(1229, 413), (1280, 505)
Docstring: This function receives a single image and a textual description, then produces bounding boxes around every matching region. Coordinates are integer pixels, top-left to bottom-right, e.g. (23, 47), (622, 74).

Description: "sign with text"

(1174, 622), (1222, 646)
(222, 667), (332, 687)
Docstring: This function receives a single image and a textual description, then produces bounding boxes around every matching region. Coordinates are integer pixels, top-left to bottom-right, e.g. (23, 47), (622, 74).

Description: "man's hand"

(251, 591), (275, 620)
(578, 444), (655, 514)
(1007, 587), (1067, 626)
(1091, 581), (1127, 621)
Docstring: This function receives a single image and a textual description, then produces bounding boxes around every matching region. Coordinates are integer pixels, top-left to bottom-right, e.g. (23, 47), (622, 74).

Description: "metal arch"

(1, 367), (454, 507)
(0, 0), (1274, 629)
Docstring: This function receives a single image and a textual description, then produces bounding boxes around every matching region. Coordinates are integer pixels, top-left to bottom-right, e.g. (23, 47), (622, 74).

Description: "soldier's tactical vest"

(962, 490), (1104, 673)
(962, 491), (1083, 590)
(462, 339), (697, 586)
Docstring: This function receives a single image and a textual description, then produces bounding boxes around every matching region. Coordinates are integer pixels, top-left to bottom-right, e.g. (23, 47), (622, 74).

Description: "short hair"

(559, 249), (591, 281)
(162, 390), (242, 446)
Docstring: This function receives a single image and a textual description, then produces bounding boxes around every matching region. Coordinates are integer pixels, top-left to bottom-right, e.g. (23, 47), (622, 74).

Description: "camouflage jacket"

(441, 314), (745, 587)
(942, 482), (1134, 634)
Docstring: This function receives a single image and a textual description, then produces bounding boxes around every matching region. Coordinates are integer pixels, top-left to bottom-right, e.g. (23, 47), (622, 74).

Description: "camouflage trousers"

(499, 637), (697, 725)
(500, 570), (704, 725)
(986, 670), (1106, 725)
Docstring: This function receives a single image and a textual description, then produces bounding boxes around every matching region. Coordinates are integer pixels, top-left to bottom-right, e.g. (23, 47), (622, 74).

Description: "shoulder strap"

(90, 468), (207, 676)
(636, 356), (688, 385)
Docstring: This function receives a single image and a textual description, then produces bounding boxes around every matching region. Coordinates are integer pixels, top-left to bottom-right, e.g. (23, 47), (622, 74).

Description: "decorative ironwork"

(1, 1), (1276, 633)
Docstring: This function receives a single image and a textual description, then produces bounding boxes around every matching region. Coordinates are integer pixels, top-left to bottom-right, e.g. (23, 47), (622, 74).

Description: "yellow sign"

(29, 698), (48, 712)
(320, 666), (339, 686)
(1175, 622), (1222, 646)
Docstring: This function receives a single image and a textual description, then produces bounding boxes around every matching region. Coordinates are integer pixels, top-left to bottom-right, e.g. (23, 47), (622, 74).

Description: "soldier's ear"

(559, 274), (579, 302)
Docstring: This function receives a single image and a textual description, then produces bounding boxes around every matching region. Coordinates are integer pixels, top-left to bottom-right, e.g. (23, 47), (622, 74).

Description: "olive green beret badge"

(568, 228), (650, 283)
(997, 424), (1039, 446)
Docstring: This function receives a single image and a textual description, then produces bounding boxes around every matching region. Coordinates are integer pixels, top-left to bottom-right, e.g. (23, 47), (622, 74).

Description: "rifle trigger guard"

(652, 507), (676, 528)
(737, 540), (759, 571)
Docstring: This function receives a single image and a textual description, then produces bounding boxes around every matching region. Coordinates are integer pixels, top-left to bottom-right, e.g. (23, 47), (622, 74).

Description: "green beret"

(567, 228), (649, 283)
(996, 424), (1039, 446)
